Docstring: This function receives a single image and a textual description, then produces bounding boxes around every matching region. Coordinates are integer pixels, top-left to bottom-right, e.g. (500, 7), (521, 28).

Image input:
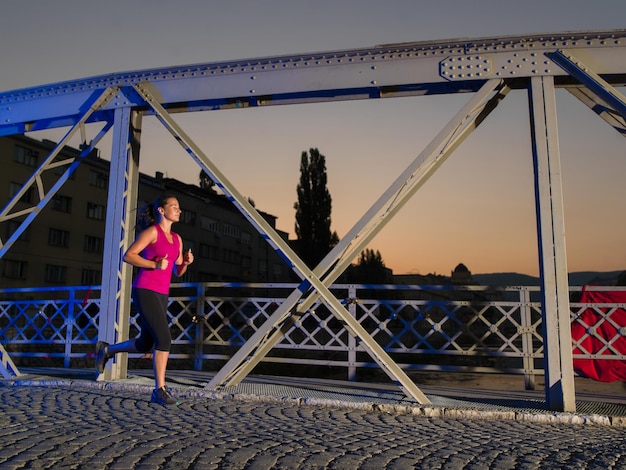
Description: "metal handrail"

(1, 283), (624, 388)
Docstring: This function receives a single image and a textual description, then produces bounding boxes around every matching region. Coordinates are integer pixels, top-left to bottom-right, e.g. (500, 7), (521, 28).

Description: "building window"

(241, 232), (251, 245)
(242, 256), (251, 269)
(81, 269), (101, 285)
(88, 170), (108, 189)
(51, 194), (72, 213)
(9, 182), (34, 204)
(14, 145), (39, 167)
(200, 216), (219, 232)
(2, 259), (27, 279)
(223, 223), (240, 239)
(84, 235), (104, 253)
(48, 228), (69, 247)
(273, 264), (283, 277)
(87, 202), (105, 220)
(6, 220), (30, 241)
(180, 209), (196, 226)
(45, 264), (66, 283)
(199, 243), (219, 260)
(223, 249), (240, 265)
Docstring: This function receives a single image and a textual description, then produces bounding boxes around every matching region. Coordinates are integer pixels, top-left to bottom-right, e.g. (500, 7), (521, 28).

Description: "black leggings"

(132, 288), (172, 353)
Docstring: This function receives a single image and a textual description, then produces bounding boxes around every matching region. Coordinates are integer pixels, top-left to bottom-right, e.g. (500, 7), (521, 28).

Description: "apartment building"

(0, 135), (292, 289)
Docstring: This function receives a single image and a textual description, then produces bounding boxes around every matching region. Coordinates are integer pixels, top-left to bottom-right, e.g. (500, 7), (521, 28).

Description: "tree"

(347, 248), (390, 284)
(294, 148), (338, 268)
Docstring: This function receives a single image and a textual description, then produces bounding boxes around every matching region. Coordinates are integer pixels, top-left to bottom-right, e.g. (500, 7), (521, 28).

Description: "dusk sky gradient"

(1, 1), (625, 277)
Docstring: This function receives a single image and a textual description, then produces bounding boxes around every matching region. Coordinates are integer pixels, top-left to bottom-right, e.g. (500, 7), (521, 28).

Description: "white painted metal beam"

(1, 31), (625, 135)
(550, 50), (626, 136)
(0, 343), (21, 378)
(97, 106), (141, 381)
(528, 76), (576, 412)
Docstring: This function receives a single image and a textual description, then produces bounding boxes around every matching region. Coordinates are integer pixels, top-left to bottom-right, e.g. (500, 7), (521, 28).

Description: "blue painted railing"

(1, 283), (624, 387)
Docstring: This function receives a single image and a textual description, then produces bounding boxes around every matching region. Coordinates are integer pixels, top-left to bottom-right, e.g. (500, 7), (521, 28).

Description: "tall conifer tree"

(294, 148), (337, 268)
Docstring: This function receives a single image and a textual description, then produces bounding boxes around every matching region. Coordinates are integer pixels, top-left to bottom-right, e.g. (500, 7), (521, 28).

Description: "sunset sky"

(1, 1), (625, 277)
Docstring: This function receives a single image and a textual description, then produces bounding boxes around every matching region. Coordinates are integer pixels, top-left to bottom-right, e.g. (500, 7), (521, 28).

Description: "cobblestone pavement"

(1, 384), (625, 470)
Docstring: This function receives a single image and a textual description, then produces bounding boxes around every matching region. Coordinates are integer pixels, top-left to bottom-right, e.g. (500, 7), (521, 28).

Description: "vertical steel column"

(194, 284), (205, 371)
(528, 76), (576, 412)
(97, 105), (142, 381)
(347, 284), (358, 381)
(65, 290), (76, 368)
(519, 287), (536, 390)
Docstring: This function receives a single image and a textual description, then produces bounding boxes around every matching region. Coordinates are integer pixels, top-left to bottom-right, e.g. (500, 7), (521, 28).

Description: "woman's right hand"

(155, 254), (169, 270)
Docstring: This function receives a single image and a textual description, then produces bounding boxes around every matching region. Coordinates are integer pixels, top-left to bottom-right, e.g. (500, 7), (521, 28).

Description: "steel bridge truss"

(1, 30), (626, 411)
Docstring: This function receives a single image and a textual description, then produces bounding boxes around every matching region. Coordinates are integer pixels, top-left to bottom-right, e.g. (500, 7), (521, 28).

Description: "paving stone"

(1, 378), (626, 469)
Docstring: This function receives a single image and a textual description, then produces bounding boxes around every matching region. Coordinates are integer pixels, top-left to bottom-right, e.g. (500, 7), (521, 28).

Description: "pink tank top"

(132, 224), (180, 295)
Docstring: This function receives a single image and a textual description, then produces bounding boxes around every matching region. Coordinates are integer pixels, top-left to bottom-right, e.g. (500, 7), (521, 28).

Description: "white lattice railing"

(1, 283), (624, 386)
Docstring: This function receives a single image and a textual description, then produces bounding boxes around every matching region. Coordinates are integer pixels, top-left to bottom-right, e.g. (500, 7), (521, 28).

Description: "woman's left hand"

(183, 249), (194, 265)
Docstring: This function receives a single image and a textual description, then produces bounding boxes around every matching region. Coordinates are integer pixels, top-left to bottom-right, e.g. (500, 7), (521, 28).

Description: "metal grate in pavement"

(218, 380), (626, 417)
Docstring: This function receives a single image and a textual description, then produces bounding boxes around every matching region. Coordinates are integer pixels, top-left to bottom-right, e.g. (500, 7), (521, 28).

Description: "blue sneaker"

(95, 341), (111, 374)
(151, 386), (180, 406)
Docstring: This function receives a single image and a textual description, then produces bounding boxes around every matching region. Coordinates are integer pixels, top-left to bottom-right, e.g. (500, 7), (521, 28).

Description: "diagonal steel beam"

(133, 83), (432, 403)
(566, 86), (626, 137)
(0, 343), (21, 378)
(0, 88), (117, 378)
(549, 49), (626, 135)
(0, 87), (117, 258)
(207, 79), (510, 388)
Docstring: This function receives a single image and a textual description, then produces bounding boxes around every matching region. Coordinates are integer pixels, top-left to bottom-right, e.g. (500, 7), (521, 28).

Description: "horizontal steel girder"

(1, 30), (626, 136)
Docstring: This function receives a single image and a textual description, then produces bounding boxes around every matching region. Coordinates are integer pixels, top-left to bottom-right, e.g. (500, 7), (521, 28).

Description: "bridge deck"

(5, 367), (625, 424)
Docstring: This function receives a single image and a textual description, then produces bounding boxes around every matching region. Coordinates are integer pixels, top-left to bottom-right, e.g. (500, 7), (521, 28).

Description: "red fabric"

(571, 288), (626, 382)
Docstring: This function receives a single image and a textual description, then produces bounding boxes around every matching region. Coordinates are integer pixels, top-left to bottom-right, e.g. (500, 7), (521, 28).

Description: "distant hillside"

(568, 271), (624, 286)
(473, 270), (624, 287)
(472, 272), (540, 287)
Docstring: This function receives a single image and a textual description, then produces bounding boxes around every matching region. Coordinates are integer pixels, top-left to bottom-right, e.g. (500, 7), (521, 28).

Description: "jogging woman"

(95, 193), (194, 406)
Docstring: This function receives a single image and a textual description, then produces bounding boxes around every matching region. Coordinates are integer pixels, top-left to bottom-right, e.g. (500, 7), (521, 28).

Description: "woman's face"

(160, 198), (182, 222)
